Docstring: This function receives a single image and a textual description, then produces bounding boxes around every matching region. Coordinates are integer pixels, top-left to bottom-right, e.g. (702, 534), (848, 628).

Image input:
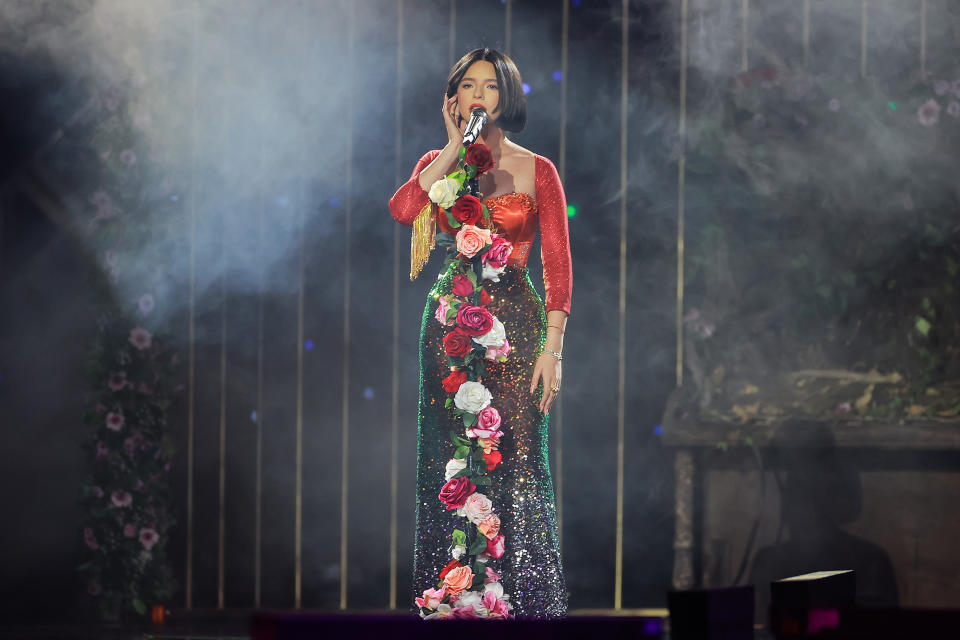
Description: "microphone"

(462, 107), (488, 146)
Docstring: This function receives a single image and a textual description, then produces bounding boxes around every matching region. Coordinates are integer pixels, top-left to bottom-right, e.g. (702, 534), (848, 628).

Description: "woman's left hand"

(530, 353), (562, 415)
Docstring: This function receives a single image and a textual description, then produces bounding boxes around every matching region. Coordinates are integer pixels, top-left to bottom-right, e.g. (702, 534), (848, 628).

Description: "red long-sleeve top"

(388, 149), (572, 316)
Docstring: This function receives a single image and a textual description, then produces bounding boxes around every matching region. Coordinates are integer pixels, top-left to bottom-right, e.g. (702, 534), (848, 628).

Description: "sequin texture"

(412, 265), (568, 619)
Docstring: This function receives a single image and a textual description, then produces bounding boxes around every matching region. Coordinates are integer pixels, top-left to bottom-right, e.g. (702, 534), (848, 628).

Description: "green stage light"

(566, 204), (577, 218)
(888, 101), (897, 111)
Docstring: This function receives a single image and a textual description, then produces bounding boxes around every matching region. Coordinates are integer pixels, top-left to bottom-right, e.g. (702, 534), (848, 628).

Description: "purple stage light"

(522, 83), (530, 95)
(329, 197), (341, 207)
(363, 387), (374, 400)
(251, 410), (258, 422)
(552, 70), (563, 82)
(653, 425), (663, 436)
(304, 340), (315, 351)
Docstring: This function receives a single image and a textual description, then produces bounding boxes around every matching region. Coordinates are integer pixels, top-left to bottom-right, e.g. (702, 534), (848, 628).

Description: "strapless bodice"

(436, 192), (538, 267)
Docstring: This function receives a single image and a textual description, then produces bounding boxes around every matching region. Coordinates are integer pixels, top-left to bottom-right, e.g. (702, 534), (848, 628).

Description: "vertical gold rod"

(803, 0), (810, 69)
(294, 175), (305, 610)
(556, 0), (570, 553)
(741, 0), (749, 72)
(217, 239), (227, 610)
(255, 159), (264, 609)
(677, 0), (689, 391)
(450, 0), (457, 63)
(860, 0), (868, 79)
(185, 6), (198, 612)
(614, 0), (629, 612)
(340, 0), (355, 612)
(389, 0), (405, 611)
(505, 0), (512, 54)
(920, 0), (927, 75)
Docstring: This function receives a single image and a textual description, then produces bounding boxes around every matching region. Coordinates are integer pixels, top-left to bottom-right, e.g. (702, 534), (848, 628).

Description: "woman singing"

(389, 47), (571, 619)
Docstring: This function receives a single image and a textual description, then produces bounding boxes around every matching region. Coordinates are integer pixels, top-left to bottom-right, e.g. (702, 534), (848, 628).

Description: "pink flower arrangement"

(139, 527), (159, 550)
(107, 372), (127, 391)
(105, 412), (125, 432)
(111, 491), (133, 508)
(918, 99), (941, 127)
(129, 327), (152, 351)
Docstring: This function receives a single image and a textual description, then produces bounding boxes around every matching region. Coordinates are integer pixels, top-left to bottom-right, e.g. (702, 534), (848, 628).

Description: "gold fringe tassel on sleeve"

(409, 203), (436, 281)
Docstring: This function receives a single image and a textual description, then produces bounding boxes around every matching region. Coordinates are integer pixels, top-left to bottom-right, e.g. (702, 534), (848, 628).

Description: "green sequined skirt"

(412, 265), (567, 618)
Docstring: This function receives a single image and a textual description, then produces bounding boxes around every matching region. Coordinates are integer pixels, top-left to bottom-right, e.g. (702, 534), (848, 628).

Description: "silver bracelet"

(543, 348), (563, 361)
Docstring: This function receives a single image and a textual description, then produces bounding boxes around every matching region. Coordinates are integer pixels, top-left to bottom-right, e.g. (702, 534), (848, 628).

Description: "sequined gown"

(389, 149), (572, 619)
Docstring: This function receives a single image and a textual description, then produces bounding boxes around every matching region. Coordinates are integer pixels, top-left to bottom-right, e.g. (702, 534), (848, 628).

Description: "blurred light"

(304, 339), (315, 351)
(572, 0), (582, 6)
(169, 194), (179, 202)
(888, 101), (897, 111)
(251, 410), (258, 422)
(522, 82), (530, 95)
(653, 425), (663, 436)
(566, 204), (577, 218)
(552, 70), (563, 82)
(329, 197), (341, 207)
(642, 619), (663, 635)
(363, 387), (375, 400)
(276, 196), (289, 207)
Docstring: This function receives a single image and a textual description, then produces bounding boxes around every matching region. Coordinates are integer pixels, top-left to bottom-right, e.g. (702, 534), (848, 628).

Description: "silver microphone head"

(462, 107), (489, 146)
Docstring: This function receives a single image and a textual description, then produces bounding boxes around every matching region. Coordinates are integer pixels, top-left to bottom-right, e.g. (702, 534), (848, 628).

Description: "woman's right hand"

(443, 93), (467, 146)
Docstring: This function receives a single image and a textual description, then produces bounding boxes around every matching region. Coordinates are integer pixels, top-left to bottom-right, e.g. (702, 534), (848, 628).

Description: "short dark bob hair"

(446, 48), (526, 134)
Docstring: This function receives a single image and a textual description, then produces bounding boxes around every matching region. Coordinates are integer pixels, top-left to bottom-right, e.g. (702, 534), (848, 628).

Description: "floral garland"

(77, 81), (178, 620)
(415, 144), (515, 620)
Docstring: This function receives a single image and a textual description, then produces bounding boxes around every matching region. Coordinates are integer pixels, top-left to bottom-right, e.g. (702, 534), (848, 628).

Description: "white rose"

(454, 381), (492, 414)
(428, 177), (459, 210)
(472, 317), (506, 348)
(445, 457), (467, 481)
(451, 544), (466, 560)
(456, 590), (482, 608)
(457, 492), (493, 525)
(483, 581), (505, 598)
(482, 262), (506, 282)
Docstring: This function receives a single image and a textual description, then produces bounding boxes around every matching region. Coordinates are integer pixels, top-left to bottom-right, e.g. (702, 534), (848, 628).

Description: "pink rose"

(96, 442), (109, 461)
(105, 412), (125, 432)
(123, 523), (137, 538)
(485, 337), (511, 362)
(129, 327), (152, 351)
(438, 477), (476, 510)
(485, 567), (501, 584)
(455, 224), (492, 258)
(107, 372), (127, 391)
(452, 274), (474, 297)
(92, 486), (104, 498)
(482, 235), (513, 268)
(467, 406), (503, 440)
(435, 296), (453, 326)
(83, 527), (99, 550)
(460, 492), (493, 525)
(416, 586), (447, 610)
(486, 534), (506, 559)
(489, 596), (511, 618)
(139, 527), (159, 550)
(455, 304), (494, 337)
(138, 294), (155, 316)
(918, 98), (941, 126)
(111, 490), (133, 508)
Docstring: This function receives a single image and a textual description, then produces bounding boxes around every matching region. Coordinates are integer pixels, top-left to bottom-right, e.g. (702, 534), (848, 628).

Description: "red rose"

(482, 235), (513, 268)
(443, 328), (472, 358)
(465, 144), (494, 175)
(442, 369), (468, 394)
(439, 559), (462, 580)
(451, 194), (483, 225)
(480, 288), (491, 306)
(439, 476), (476, 510)
(456, 304), (494, 337)
(483, 450), (502, 471)
(452, 274), (474, 297)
